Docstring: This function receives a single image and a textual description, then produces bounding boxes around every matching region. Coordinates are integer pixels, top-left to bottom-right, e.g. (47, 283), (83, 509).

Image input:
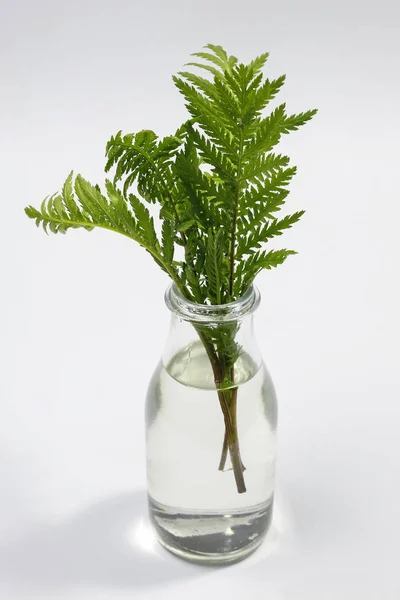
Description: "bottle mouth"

(165, 284), (261, 323)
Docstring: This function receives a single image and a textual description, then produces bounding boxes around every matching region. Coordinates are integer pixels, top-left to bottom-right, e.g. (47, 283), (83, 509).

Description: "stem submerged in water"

(216, 387), (246, 493)
(218, 428), (229, 471)
(196, 328), (247, 494)
(218, 385), (246, 473)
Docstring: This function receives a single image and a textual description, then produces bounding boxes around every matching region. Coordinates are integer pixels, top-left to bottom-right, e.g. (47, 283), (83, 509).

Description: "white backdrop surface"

(1, 1), (399, 598)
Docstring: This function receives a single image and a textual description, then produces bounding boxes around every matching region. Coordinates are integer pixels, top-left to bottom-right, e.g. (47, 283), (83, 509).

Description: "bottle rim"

(165, 284), (261, 323)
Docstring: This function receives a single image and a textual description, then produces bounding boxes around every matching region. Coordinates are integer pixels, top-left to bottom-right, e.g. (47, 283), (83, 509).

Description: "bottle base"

(148, 495), (273, 565)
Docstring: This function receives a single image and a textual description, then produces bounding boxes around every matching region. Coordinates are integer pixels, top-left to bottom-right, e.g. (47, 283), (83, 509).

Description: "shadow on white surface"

(0, 491), (207, 591)
(0, 485), (296, 594)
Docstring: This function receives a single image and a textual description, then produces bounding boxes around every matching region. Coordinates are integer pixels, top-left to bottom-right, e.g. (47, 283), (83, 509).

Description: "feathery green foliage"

(25, 43), (316, 305)
(25, 44), (317, 494)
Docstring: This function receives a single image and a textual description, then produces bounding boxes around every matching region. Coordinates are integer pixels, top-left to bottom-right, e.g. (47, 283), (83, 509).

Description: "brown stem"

(218, 427), (229, 471)
(216, 388), (246, 493)
(218, 375), (246, 473)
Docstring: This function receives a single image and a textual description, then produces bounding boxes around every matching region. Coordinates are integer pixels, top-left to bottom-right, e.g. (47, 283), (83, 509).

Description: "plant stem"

(218, 369), (246, 473)
(195, 328), (247, 494)
(218, 428), (229, 471)
(218, 392), (246, 472)
(216, 388), (246, 493)
(228, 125), (245, 298)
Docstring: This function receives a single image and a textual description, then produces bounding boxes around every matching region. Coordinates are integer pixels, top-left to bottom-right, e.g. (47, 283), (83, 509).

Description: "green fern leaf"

(235, 249), (296, 294)
(161, 220), (175, 263)
(247, 52), (269, 75)
(205, 230), (225, 304)
(74, 175), (111, 223)
(128, 194), (158, 248)
(282, 109), (318, 132)
(242, 75), (286, 124)
(237, 211), (305, 258)
(26, 44), (317, 309)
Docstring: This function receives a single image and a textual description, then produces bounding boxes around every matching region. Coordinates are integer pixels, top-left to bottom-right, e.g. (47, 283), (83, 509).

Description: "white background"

(1, 0), (400, 598)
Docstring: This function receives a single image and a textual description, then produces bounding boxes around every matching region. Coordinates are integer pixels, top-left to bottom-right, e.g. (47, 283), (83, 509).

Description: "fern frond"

(24, 173), (185, 285)
(161, 219), (175, 263)
(281, 109), (318, 133)
(128, 194), (158, 248)
(192, 44), (237, 75)
(179, 71), (241, 129)
(205, 230), (225, 304)
(242, 75), (286, 124)
(105, 129), (182, 206)
(241, 154), (291, 185)
(26, 44), (317, 307)
(243, 104), (287, 158)
(235, 249), (297, 295)
(238, 188), (290, 227)
(173, 77), (240, 151)
(237, 211), (305, 258)
(187, 126), (236, 182)
(186, 62), (222, 79)
(104, 179), (138, 235)
(247, 52), (270, 75)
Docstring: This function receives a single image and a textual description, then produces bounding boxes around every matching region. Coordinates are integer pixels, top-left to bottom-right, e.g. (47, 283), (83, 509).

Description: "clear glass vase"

(145, 284), (277, 564)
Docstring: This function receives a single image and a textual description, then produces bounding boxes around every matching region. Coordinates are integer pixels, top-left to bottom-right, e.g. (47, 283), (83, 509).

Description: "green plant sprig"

(25, 44), (317, 494)
(25, 43), (317, 306)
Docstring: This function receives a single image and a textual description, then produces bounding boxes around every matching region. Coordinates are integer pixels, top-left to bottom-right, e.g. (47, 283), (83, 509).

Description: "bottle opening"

(165, 284), (261, 323)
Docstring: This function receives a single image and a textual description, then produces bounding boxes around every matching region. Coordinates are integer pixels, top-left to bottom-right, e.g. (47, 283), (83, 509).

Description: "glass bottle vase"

(145, 284), (277, 564)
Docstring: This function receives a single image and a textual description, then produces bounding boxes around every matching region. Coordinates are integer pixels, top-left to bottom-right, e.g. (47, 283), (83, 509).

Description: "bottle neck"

(165, 284), (261, 324)
(162, 286), (262, 389)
